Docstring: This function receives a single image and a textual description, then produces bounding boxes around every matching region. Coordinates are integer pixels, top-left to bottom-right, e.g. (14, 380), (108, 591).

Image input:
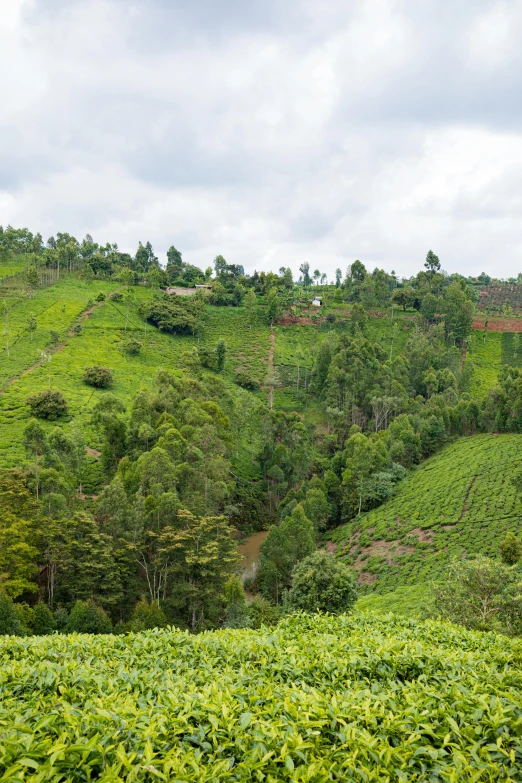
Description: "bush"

(235, 369), (260, 390)
(248, 596), (282, 628)
(128, 599), (167, 631)
(48, 330), (60, 346)
(285, 550), (359, 614)
(26, 389), (68, 420)
(500, 532), (522, 566)
(223, 578), (251, 628)
(30, 602), (57, 635)
(0, 593), (24, 635)
(110, 291), (123, 301)
(82, 366), (113, 388)
(95, 292), (106, 302)
(124, 338), (142, 355)
(67, 600), (113, 634)
(54, 607), (68, 631)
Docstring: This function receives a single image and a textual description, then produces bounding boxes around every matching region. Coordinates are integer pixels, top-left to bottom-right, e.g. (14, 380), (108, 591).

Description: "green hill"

(331, 434), (522, 597)
(2, 612), (522, 781)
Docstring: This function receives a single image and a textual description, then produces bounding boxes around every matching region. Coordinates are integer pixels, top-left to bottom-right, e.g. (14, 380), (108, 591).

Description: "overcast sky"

(2, 0), (522, 278)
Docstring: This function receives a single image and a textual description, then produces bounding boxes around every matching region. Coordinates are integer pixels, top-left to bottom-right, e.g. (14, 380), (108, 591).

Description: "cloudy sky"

(2, 0), (522, 278)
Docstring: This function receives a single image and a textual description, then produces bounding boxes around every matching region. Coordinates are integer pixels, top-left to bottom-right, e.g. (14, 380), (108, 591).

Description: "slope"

(1, 613), (521, 781)
(330, 434), (522, 594)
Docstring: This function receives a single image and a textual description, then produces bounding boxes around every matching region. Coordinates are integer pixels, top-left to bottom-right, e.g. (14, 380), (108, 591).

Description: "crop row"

(332, 434), (522, 593)
(1, 612), (521, 781)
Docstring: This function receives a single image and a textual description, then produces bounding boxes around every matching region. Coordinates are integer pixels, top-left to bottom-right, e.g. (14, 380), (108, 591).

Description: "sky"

(2, 0), (522, 279)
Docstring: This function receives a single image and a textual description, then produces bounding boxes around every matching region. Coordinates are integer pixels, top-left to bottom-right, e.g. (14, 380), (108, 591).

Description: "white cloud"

(2, 0), (522, 277)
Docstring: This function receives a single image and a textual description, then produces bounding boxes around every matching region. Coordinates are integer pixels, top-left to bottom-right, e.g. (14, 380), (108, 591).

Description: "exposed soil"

(277, 315), (318, 326)
(458, 476), (477, 522)
(85, 447), (101, 458)
(409, 527), (435, 542)
(352, 539), (415, 570)
(324, 540), (337, 554)
(472, 317), (522, 332)
(358, 571), (378, 585)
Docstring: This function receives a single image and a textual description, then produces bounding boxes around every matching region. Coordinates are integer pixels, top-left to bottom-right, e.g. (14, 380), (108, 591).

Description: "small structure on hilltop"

(312, 296), (322, 307)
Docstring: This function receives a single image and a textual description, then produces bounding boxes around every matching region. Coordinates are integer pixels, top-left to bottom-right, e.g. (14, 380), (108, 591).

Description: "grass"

(1, 612), (522, 780)
(331, 434), (522, 594)
(355, 583), (430, 617)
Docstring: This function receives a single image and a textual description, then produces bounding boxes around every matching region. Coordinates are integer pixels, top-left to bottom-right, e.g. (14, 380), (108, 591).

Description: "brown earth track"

(472, 317), (522, 332)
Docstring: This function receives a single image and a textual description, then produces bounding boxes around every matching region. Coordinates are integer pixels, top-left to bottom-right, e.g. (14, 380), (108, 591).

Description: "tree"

(30, 602), (57, 635)
(223, 577), (251, 628)
(27, 313), (37, 341)
(299, 262), (311, 288)
(443, 283), (474, 345)
(128, 598), (166, 631)
(23, 419), (48, 499)
(433, 556), (522, 634)
(424, 250), (441, 286)
(335, 268), (342, 288)
(82, 365), (113, 388)
(286, 550), (358, 614)
(420, 293), (438, 322)
(0, 513), (38, 598)
(166, 245), (183, 278)
(67, 600), (113, 633)
(500, 532), (522, 566)
(244, 289), (256, 327)
(260, 504), (315, 603)
(266, 288), (281, 325)
(0, 593), (24, 635)
(313, 270), (321, 286)
(26, 389), (68, 420)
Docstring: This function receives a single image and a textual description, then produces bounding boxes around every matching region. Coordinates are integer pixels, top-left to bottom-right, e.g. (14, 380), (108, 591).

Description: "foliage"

(30, 602), (57, 635)
(500, 532), (522, 566)
(285, 550), (358, 614)
(234, 368), (260, 390)
(140, 294), (202, 335)
(1, 614), (522, 779)
(432, 556), (522, 634)
(0, 593), (24, 635)
(66, 600), (113, 633)
(82, 365), (113, 388)
(26, 389), (68, 420)
(128, 599), (166, 631)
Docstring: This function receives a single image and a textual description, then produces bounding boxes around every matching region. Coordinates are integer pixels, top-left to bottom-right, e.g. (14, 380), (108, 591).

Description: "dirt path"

(0, 299), (106, 395)
(458, 476), (477, 522)
(266, 326), (276, 408)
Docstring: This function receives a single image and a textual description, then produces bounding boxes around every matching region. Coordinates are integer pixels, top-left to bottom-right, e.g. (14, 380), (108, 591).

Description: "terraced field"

(331, 434), (522, 594)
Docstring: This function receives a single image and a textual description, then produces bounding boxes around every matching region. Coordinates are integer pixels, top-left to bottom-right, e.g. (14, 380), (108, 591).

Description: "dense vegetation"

(4, 225), (522, 778)
(2, 613), (522, 781)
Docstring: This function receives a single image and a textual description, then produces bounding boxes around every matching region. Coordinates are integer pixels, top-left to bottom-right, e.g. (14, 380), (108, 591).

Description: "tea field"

(331, 434), (522, 594)
(1, 612), (522, 781)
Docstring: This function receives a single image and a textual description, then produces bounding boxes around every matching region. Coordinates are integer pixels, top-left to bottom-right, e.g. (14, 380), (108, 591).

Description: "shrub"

(223, 578), (251, 628)
(110, 291), (123, 300)
(95, 292), (106, 302)
(26, 389), (68, 420)
(128, 599), (166, 632)
(248, 596), (282, 628)
(30, 602), (57, 635)
(124, 338), (142, 355)
(235, 369), (260, 390)
(82, 366), (113, 388)
(48, 330), (60, 346)
(0, 593), (24, 635)
(54, 607), (68, 631)
(67, 600), (113, 634)
(285, 550), (359, 614)
(500, 532), (522, 566)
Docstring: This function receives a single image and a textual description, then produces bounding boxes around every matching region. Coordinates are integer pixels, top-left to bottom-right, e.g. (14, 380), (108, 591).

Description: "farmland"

(478, 283), (522, 314)
(330, 434), (522, 595)
(1, 612), (522, 781)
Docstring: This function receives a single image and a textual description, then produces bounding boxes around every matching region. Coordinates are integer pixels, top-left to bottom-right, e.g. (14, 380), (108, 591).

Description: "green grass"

(1, 612), (522, 780)
(501, 333), (522, 368)
(331, 434), (522, 594)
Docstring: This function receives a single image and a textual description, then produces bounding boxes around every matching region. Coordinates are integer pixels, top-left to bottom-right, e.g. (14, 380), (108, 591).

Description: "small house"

(312, 297), (322, 307)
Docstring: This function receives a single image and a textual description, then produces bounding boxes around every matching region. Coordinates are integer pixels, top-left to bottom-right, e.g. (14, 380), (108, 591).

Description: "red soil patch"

(85, 447), (101, 458)
(358, 571), (378, 585)
(472, 317), (522, 332)
(278, 315), (317, 325)
(324, 540), (337, 554)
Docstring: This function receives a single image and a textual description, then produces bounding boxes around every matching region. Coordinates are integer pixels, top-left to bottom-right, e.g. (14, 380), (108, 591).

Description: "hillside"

(331, 434), (522, 596)
(2, 612), (522, 781)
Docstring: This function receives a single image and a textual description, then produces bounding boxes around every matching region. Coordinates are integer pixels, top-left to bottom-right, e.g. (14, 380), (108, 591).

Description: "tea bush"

(1, 613), (521, 780)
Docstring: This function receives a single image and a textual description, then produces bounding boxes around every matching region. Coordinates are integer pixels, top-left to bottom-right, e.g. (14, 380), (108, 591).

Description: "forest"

(3, 225), (522, 781)
(1, 226), (522, 638)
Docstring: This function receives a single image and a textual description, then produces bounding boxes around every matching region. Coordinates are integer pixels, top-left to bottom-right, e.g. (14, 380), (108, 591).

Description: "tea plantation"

(2, 612), (522, 782)
(331, 434), (522, 595)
